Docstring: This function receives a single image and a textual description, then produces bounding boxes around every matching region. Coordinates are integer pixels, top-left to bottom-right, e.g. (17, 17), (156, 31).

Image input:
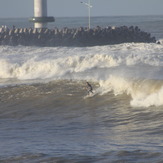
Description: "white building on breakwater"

(29, 0), (54, 28)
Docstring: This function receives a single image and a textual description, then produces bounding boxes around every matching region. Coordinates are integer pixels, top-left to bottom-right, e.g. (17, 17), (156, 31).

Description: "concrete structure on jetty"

(29, 0), (54, 28)
(0, 26), (156, 47)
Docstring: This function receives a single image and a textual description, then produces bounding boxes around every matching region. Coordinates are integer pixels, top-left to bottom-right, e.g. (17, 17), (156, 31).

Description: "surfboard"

(83, 92), (96, 99)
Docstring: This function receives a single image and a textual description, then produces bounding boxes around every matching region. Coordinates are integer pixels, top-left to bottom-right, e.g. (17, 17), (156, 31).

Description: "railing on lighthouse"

(29, 0), (54, 28)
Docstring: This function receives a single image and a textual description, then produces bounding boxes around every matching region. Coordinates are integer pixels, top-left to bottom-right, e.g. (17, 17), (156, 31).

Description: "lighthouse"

(29, 0), (54, 28)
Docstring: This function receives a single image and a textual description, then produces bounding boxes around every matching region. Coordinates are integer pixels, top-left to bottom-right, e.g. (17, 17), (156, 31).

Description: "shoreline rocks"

(0, 26), (156, 47)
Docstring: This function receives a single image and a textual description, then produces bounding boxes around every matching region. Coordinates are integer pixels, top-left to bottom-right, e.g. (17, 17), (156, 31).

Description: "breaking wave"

(0, 43), (163, 107)
(98, 76), (163, 107)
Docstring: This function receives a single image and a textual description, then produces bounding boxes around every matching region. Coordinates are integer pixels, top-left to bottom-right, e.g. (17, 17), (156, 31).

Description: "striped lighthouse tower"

(29, 0), (54, 28)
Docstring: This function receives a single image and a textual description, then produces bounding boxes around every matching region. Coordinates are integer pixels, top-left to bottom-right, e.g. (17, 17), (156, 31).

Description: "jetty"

(0, 26), (156, 47)
(0, 0), (156, 47)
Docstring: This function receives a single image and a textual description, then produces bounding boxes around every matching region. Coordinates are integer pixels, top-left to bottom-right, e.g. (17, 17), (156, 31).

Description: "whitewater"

(0, 43), (163, 107)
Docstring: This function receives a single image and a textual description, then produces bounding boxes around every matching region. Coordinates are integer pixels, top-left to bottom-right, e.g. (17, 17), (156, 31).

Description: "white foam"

(131, 86), (163, 107)
(98, 76), (163, 107)
(0, 43), (163, 80)
(0, 43), (163, 107)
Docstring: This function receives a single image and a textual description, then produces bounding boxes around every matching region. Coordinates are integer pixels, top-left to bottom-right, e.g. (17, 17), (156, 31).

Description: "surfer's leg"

(88, 89), (93, 95)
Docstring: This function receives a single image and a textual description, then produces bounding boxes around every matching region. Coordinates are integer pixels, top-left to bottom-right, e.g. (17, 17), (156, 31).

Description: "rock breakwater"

(0, 26), (156, 47)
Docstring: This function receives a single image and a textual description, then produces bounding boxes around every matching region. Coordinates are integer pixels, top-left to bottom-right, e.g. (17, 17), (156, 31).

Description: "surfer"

(86, 82), (93, 95)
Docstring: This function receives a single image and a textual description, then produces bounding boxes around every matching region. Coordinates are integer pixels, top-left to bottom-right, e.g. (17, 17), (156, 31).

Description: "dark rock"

(0, 26), (156, 47)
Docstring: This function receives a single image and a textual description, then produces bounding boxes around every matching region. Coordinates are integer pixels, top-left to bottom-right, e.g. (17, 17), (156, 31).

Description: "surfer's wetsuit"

(86, 82), (93, 94)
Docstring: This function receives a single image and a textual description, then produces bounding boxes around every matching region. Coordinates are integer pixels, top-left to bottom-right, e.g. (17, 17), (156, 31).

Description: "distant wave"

(0, 43), (162, 81)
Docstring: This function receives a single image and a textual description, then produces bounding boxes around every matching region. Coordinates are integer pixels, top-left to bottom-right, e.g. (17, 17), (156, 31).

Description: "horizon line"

(0, 14), (163, 19)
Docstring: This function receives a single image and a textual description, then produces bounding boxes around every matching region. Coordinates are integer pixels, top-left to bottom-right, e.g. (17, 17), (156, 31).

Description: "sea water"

(0, 16), (163, 162)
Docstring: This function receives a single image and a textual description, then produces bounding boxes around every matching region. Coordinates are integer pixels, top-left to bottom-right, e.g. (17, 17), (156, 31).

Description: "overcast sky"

(0, 0), (163, 18)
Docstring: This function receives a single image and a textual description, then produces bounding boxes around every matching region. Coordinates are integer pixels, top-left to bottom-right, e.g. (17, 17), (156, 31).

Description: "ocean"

(0, 16), (163, 163)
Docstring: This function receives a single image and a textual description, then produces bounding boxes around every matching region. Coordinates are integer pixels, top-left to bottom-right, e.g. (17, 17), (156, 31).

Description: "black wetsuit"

(86, 82), (93, 94)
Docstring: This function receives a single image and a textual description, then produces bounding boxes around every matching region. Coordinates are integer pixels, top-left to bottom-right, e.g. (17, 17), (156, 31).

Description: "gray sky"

(0, 0), (163, 18)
